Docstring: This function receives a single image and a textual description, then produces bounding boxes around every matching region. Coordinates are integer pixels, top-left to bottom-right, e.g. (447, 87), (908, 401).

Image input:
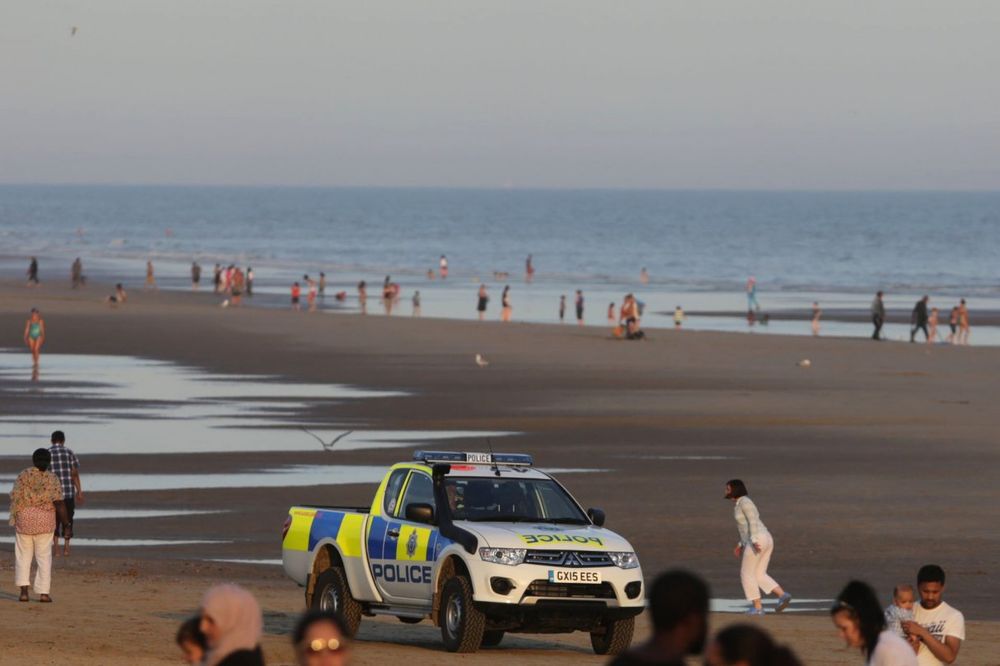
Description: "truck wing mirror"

(587, 508), (605, 527)
(406, 503), (435, 525)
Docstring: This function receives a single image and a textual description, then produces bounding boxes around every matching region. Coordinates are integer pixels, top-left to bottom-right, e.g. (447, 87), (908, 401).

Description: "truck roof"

(398, 460), (552, 480)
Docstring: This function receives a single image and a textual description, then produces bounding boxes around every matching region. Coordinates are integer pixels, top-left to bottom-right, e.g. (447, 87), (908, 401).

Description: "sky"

(3, 1), (999, 190)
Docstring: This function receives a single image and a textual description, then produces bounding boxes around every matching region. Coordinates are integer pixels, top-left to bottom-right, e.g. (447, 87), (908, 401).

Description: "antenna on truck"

(486, 438), (501, 477)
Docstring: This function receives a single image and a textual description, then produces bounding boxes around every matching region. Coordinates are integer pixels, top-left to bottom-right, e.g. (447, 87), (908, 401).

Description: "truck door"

(371, 470), (439, 602)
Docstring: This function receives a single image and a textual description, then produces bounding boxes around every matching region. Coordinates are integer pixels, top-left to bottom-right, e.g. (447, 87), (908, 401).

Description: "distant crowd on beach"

(20, 256), (980, 357)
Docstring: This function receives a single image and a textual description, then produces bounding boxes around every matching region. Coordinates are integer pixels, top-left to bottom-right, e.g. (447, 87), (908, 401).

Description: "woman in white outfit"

(725, 479), (792, 615)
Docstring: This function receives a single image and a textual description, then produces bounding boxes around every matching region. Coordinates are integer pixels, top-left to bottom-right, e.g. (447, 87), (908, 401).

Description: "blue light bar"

(412, 450), (534, 466)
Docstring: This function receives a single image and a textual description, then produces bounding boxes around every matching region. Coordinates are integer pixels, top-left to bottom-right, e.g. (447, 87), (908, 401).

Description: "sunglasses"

(302, 637), (345, 654)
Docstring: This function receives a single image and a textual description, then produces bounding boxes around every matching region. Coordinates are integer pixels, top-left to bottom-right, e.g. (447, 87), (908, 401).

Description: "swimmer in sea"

(23, 308), (45, 366)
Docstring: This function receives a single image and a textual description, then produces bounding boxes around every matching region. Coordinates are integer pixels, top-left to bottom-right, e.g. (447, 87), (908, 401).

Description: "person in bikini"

(23, 309), (45, 366)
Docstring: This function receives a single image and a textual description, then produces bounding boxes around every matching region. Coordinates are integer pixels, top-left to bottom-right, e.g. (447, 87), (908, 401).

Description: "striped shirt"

(734, 496), (769, 547)
(48, 444), (80, 500)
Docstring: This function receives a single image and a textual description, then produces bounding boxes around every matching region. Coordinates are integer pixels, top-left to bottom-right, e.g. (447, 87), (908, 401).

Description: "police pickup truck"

(281, 451), (644, 654)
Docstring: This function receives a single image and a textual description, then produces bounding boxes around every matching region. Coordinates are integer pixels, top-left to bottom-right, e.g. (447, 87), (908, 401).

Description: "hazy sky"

(3, 1), (999, 189)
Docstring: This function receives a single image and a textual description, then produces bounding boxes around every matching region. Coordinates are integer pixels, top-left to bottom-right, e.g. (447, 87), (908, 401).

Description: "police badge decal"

(406, 531), (418, 558)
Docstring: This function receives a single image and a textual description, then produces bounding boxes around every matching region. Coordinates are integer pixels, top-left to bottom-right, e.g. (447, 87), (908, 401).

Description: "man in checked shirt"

(48, 431), (83, 556)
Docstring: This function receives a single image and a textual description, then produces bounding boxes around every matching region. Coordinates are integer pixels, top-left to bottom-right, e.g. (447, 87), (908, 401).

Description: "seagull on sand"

(300, 427), (354, 452)
(475, 353), (489, 368)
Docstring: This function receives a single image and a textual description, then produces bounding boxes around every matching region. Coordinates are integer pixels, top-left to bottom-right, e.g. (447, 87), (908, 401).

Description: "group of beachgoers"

(870, 291), (972, 344)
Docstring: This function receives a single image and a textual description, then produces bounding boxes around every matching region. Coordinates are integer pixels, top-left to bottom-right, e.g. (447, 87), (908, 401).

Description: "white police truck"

(281, 451), (644, 653)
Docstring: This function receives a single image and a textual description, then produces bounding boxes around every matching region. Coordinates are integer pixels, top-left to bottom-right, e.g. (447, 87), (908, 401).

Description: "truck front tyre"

(590, 616), (634, 655)
(312, 568), (363, 637)
(440, 576), (486, 653)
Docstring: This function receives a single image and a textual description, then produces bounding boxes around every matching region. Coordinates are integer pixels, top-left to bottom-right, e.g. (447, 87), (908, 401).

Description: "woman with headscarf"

(199, 583), (266, 665)
(9, 448), (69, 602)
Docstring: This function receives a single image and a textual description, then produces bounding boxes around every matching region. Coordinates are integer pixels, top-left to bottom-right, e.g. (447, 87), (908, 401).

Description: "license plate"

(548, 569), (602, 583)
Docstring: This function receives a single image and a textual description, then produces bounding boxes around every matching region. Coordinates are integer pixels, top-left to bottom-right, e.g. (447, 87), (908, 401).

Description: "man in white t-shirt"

(902, 564), (965, 666)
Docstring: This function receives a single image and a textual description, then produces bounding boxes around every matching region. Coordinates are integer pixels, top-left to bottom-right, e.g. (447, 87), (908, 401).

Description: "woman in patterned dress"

(9, 448), (69, 602)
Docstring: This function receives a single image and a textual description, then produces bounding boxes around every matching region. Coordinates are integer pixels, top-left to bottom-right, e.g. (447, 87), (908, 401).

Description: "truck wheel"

(440, 576), (486, 653)
(480, 630), (504, 648)
(590, 616), (634, 655)
(312, 568), (362, 636)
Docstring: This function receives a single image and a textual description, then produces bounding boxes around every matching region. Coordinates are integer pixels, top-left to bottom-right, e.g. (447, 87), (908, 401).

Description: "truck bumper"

(474, 600), (643, 633)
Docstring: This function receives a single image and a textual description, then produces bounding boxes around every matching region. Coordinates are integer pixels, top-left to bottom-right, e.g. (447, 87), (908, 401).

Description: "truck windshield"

(443, 477), (589, 524)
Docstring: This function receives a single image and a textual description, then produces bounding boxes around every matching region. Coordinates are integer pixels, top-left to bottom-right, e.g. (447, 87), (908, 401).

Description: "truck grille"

(524, 580), (616, 599)
(523, 550), (614, 567)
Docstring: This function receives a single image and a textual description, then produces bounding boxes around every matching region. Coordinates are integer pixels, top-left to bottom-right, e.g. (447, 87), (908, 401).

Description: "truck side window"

(399, 472), (435, 518)
(383, 469), (408, 516)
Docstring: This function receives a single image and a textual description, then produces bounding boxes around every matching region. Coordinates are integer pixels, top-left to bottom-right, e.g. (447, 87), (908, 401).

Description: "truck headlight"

(608, 551), (640, 569)
(479, 548), (527, 566)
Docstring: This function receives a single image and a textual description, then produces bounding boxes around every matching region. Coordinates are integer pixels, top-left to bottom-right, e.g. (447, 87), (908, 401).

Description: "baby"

(884, 583), (915, 638)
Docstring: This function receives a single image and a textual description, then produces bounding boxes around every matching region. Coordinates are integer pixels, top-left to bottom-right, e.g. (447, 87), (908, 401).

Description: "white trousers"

(15, 531), (54, 594)
(740, 531), (779, 601)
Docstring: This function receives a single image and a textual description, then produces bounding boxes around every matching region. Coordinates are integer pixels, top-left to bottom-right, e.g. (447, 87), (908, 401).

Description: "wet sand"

(2, 280), (999, 663)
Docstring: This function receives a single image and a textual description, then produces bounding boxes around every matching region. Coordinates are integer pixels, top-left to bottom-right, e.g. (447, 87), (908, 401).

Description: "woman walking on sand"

(23, 309), (45, 366)
(725, 479), (792, 615)
(476, 283), (489, 320)
(501, 285), (512, 322)
(145, 261), (156, 289)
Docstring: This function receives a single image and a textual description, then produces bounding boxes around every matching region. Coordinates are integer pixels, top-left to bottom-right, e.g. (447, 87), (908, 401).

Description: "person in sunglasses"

(293, 611), (351, 665)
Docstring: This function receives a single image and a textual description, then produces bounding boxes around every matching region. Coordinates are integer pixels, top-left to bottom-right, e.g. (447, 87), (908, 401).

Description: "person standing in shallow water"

(476, 283), (489, 321)
(811, 302), (822, 336)
(910, 295), (929, 343)
(725, 479), (792, 615)
(191, 261), (201, 289)
(145, 261), (156, 289)
(871, 291), (886, 340)
(357, 280), (367, 314)
(501, 285), (512, 322)
(27, 257), (39, 286)
(558, 295), (566, 322)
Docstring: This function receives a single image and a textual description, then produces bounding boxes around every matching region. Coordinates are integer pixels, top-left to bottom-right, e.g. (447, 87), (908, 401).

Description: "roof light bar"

(412, 450), (534, 466)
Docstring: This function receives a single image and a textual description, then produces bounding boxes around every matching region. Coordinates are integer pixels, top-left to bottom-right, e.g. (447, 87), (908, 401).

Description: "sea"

(2, 185), (999, 343)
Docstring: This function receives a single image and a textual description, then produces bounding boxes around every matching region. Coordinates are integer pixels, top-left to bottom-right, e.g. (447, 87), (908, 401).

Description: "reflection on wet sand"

(0, 351), (514, 455)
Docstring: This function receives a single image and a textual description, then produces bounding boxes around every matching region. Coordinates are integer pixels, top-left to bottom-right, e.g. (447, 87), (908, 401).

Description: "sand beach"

(1, 280), (998, 664)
